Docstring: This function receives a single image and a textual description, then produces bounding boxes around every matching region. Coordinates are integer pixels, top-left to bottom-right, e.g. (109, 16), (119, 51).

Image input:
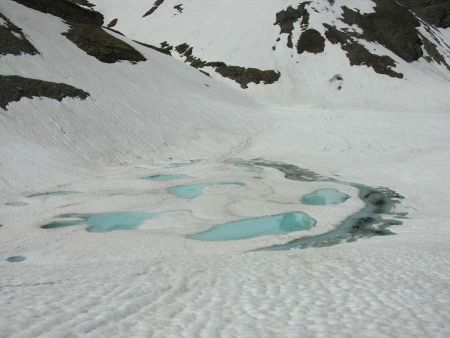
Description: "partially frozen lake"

(33, 158), (404, 249)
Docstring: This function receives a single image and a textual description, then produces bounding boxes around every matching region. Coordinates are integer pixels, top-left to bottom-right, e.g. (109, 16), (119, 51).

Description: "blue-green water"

(6, 256), (26, 263)
(302, 189), (350, 205)
(229, 159), (405, 250)
(188, 212), (316, 241)
(144, 174), (190, 181)
(84, 212), (154, 232)
(41, 212), (154, 232)
(169, 181), (245, 199)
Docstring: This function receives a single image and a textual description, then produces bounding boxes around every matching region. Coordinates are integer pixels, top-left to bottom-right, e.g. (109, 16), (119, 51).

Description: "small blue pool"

(84, 212), (154, 232)
(169, 181), (245, 199)
(302, 189), (350, 205)
(188, 212), (316, 241)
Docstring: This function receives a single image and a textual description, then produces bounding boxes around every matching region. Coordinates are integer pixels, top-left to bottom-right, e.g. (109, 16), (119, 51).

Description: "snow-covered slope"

(0, 0), (266, 196)
(92, 0), (450, 112)
(1, 1), (450, 337)
(2, 0), (450, 194)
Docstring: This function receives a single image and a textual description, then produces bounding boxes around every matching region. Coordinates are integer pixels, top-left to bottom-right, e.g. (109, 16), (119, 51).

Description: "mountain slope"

(92, 0), (450, 112)
(0, 0), (265, 195)
(1, 1), (450, 337)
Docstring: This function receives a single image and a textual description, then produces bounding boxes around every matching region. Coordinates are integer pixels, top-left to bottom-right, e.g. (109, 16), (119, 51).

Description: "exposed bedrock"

(0, 12), (39, 56)
(397, 0), (450, 28)
(12, 0), (146, 63)
(173, 43), (280, 88)
(324, 24), (403, 78)
(274, 3), (310, 48)
(297, 29), (325, 54)
(341, 0), (423, 62)
(0, 75), (89, 110)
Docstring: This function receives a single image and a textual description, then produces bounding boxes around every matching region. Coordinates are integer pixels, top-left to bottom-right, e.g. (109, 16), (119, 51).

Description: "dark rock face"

(0, 12), (39, 56)
(345, 44), (403, 78)
(275, 3), (310, 33)
(324, 0), (449, 74)
(175, 42), (190, 54)
(341, 0), (423, 62)
(65, 0), (95, 8)
(107, 18), (118, 28)
(13, 0), (103, 25)
(274, 3), (310, 48)
(329, 74), (343, 90)
(63, 24), (145, 63)
(214, 66), (280, 89)
(12, 0), (146, 63)
(133, 40), (172, 55)
(165, 42), (281, 88)
(421, 35), (450, 70)
(186, 54), (206, 68)
(0, 75), (89, 110)
(143, 6), (158, 17)
(174, 4), (183, 13)
(273, 0), (448, 77)
(143, 0), (165, 17)
(397, 0), (450, 28)
(324, 24), (403, 78)
(181, 45), (280, 88)
(104, 26), (125, 36)
(296, 29), (325, 54)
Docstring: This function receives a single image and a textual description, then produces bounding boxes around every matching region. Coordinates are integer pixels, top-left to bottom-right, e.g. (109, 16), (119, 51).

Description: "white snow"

(1, 0), (450, 337)
(0, 16), (7, 27)
(92, 0), (450, 112)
